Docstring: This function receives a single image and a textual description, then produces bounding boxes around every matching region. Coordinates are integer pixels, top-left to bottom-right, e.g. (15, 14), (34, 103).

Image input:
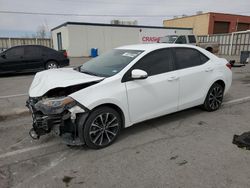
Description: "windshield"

(80, 49), (143, 77)
(159, 35), (178, 43)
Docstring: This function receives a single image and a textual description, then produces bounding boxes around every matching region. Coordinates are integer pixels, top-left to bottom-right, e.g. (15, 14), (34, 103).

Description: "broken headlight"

(35, 96), (77, 115)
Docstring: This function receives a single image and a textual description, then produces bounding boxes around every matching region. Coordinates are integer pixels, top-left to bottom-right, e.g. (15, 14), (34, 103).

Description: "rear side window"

(6, 47), (24, 57)
(42, 47), (55, 54)
(188, 35), (196, 43)
(24, 46), (41, 57)
(174, 48), (209, 69)
(175, 36), (187, 44)
(132, 48), (174, 76)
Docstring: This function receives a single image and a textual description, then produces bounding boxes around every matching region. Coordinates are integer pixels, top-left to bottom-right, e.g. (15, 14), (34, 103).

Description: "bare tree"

(36, 25), (47, 38)
(43, 19), (52, 38)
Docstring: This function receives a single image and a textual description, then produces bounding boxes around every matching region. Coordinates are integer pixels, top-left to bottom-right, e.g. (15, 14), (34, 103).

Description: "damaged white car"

(27, 44), (232, 149)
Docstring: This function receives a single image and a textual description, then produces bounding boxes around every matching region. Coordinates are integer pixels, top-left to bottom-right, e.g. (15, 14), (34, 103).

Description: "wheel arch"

(213, 79), (225, 90)
(76, 102), (127, 144)
(91, 103), (126, 129)
(203, 79), (226, 103)
(44, 59), (59, 69)
(202, 79), (225, 111)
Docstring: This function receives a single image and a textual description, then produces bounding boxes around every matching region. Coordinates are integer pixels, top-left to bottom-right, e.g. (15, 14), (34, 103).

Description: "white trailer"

(51, 22), (192, 57)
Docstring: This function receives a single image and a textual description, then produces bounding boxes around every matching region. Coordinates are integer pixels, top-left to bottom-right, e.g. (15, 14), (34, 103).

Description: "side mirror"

(131, 69), (148, 80)
(1, 54), (6, 59)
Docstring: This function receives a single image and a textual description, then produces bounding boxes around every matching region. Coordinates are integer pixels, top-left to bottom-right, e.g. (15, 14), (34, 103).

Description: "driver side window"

(133, 49), (174, 76)
(6, 47), (24, 57)
(122, 48), (174, 82)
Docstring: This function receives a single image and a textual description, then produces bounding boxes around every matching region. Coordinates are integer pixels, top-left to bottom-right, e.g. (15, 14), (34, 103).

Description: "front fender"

(69, 79), (132, 127)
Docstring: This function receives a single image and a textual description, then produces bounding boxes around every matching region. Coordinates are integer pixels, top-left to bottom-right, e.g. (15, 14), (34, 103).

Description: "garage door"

(237, 23), (250, 31)
(213, 21), (230, 34)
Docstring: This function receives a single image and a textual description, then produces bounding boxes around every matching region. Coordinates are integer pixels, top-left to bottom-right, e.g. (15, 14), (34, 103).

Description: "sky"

(0, 0), (250, 37)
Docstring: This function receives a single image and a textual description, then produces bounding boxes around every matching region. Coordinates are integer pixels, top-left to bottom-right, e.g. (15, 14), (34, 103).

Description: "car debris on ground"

(233, 131), (250, 150)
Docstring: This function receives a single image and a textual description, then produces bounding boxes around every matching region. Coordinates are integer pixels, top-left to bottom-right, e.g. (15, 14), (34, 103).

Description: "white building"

(51, 22), (192, 57)
(110, 20), (138, 25)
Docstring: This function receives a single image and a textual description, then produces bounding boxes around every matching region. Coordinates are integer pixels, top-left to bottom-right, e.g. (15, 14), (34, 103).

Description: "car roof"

(6, 45), (53, 50)
(116, 43), (200, 52)
(11, 45), (47, 48)
(116, 43), (219, 60)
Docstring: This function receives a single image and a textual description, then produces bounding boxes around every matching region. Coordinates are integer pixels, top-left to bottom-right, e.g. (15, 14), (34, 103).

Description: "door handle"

(167, 75), (179, 81)
(205, 67), (214, 72)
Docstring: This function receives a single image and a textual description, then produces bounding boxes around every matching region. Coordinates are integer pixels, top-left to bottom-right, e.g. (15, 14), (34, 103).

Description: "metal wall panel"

(0, 38), (52, 52)
(198, 31), (250, 55)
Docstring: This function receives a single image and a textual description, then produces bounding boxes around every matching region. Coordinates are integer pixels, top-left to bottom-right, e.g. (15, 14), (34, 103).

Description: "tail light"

(226, 63), (232, 70)
(63, 51), (68, 58)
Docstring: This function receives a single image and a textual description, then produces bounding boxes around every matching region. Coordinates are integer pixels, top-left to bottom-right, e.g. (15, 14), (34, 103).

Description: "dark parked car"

(0, 45), (69, 74)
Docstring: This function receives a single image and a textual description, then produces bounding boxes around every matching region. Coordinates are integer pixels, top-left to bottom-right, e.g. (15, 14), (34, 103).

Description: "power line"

(0, 10), (174, 18)
(1, 10), (249, 18)
(57, 0), (162, 6)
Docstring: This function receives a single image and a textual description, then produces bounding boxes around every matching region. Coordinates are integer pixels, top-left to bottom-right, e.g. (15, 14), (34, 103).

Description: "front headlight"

(39, 97), (75, 108)
(35, 96), (77, 114)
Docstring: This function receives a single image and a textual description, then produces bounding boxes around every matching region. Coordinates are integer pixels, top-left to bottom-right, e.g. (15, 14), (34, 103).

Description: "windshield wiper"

(80, 69), (99, 76)
(73, 66), (81, 71)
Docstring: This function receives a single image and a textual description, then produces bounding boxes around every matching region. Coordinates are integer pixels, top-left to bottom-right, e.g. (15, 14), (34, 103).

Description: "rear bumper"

(224, 71), (232, 94)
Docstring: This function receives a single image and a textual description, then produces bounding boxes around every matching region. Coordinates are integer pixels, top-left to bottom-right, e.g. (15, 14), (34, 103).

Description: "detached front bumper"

(26, 97), (89, 145)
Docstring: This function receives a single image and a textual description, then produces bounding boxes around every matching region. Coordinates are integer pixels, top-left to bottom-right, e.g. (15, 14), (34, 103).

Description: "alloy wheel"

(208, 86), (223, 110)
(47, 62), (58, 69)
(89, 113), (119, 146)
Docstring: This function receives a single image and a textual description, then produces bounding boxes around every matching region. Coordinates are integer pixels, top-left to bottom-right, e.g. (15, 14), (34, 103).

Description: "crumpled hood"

(29, 68), (104, 97)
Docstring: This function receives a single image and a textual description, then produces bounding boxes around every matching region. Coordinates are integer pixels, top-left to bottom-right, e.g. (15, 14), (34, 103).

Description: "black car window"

(174, 48), (209, 69)
(200, 53), (209, 63)
(122, 48), (174, 82)
(188, 35), (196, 43)
(42, 46), (54, 54)
(6, 47), (24, 57)
(133, 49), (174, 76)
(24, 46), (41, 57)
(175, 36), (187, 44)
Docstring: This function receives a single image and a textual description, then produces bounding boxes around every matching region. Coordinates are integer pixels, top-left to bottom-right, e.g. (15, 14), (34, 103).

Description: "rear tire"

(202, 83), (224, 111)
(83, 106), (122, 149)
(46, 61), (58, 69)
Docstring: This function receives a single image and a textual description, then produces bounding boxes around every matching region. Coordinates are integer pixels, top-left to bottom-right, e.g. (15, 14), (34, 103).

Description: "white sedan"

(27, 44), (232, 149)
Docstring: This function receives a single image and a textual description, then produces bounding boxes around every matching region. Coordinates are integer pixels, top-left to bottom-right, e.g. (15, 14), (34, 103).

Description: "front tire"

(203, 83), (224, 111)
(83, 107), (122, 149)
